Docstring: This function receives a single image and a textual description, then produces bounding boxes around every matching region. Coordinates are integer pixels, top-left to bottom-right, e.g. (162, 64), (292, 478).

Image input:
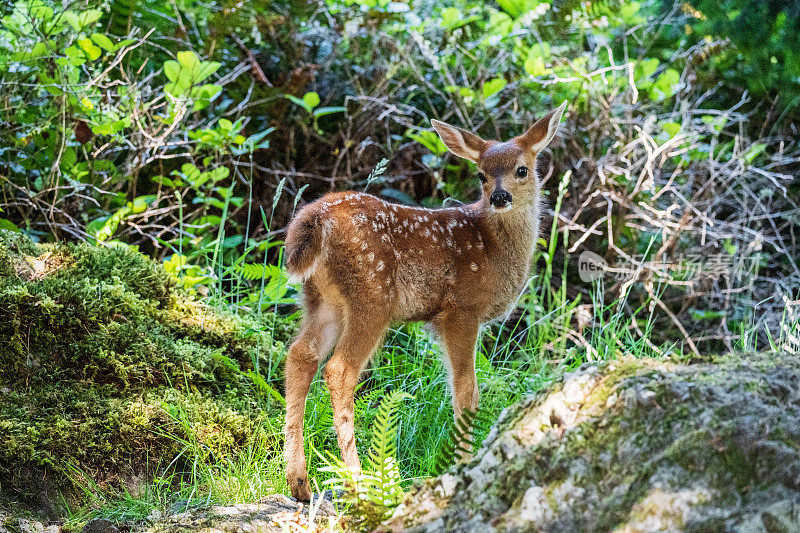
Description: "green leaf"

(222, 235), (243, 248)
(191, 84), (222, 111)
(63, 9), (102, 31)
(179, 163), (201, 183)
(650, 68), (680, 101)
(90, 33), (115, 52)
(284, 94), (307, 110)
(209, 166), (229, 181)
(633, 58), (659, 89)
(496, 0), (540, 18)
(77, 37), (101, 61)
(195, 61), (221, 83)
(176, 51), (200, 72)
(243, 128), (275, 150)
(690, 308), (725, 321)
(302, 91), (321, 110)
(0, 218), (20, 232)
(60, 147), (77, 170)
(661, 122), (681, 138)
(482, 77), (507, 99)
(525, 42), (551, 76)
(406, 129), (447, 156)
(743, 143), (767, 163)
(82, 9), (103, 27)
(313, 106), (346, 118)
(524, 55), (548, 77)
(486, 11), (513, 38)
(163, 60), (180, 83)
(441, 7), (461, 30)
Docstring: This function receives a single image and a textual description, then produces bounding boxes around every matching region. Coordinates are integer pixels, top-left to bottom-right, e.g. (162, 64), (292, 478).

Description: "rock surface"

(381, 353), (800, 532)
(142, 495), (337, 533)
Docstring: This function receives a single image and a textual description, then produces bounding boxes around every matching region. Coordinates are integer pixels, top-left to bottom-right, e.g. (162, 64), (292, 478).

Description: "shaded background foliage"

(1, 0), (799, 347)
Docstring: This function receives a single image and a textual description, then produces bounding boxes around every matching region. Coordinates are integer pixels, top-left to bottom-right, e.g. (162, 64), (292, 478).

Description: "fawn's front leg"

(324, 312), (389, 471)
(437, 312), (480, 456)
(285, 308), (340, 501)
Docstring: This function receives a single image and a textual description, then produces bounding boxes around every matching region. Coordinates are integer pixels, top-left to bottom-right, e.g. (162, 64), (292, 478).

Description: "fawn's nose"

(489, 189), (512, 208)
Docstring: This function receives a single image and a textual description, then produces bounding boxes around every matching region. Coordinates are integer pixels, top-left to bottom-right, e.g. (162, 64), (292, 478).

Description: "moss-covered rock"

(0, 231), (296, 516)
(382, 353), (800, 532)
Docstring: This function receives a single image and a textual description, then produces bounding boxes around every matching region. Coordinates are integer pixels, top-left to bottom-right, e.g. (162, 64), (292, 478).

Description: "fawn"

(283, 102), (567, 500)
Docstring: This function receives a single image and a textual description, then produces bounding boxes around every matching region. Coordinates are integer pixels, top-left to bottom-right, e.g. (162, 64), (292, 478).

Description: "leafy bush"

(681, 0), (800, 107)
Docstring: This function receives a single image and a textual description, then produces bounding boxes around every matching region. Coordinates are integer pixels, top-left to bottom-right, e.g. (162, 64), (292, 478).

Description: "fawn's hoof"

(289, 474), (312, 502)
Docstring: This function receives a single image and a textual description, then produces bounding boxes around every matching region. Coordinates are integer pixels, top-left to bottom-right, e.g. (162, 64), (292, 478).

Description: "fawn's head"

(431, 102), (567, 213)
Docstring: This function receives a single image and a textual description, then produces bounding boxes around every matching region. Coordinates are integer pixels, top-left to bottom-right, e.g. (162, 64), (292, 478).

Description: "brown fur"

(283, 102), (567, 500)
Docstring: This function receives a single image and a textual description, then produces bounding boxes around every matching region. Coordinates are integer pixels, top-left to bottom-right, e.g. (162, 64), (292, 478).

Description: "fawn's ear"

(431, 119), (487, 163)
(518, 101), (567, 152)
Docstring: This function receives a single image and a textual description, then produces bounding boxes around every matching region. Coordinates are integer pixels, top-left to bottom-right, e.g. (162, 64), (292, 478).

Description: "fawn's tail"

(285, 202), (326, 283)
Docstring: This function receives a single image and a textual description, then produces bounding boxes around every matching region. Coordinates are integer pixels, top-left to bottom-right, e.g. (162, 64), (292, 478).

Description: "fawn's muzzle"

(489, 188), (512, 209)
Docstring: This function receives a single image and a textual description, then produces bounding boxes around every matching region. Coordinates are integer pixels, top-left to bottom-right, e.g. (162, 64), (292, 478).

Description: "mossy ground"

(0, 231), (296, 517)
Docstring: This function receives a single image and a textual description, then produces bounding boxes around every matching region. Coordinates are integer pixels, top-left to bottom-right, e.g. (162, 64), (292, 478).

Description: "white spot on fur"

(470, 262), (478, 272)
(361, 242), (368, 251)
(376, 260), (385, 271)
(367, 252), (375, 262)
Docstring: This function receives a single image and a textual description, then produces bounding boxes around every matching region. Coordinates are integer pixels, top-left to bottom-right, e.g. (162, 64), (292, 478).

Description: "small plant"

(319, 389), (411, 531)
(433, 407), (494, 474)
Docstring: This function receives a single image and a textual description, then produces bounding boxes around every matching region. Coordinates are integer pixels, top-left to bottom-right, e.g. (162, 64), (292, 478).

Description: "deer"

(283, 101), (567, 501)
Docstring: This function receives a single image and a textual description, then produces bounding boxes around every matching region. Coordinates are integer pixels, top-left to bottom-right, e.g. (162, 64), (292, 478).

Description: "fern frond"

(365, 390), (411, 506)
(106, 0), (139, 36)
(320, 389), (411, 531)
(433, 406), (493, 474)
(236, 262), (284, 280)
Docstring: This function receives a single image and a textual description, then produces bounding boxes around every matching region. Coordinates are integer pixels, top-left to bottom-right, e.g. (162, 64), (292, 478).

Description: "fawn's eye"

(516, 166), (528, 178)
(478, 172), (487, 183)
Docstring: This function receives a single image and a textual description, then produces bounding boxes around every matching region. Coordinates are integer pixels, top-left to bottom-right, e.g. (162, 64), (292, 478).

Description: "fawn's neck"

(474, 196), (541, 317)
(478, 195), (541, 257)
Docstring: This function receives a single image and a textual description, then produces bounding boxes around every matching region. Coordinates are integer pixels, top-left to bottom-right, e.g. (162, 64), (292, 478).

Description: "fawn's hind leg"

(324, 311), (389, 470)
(285, 295), (341, 501)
